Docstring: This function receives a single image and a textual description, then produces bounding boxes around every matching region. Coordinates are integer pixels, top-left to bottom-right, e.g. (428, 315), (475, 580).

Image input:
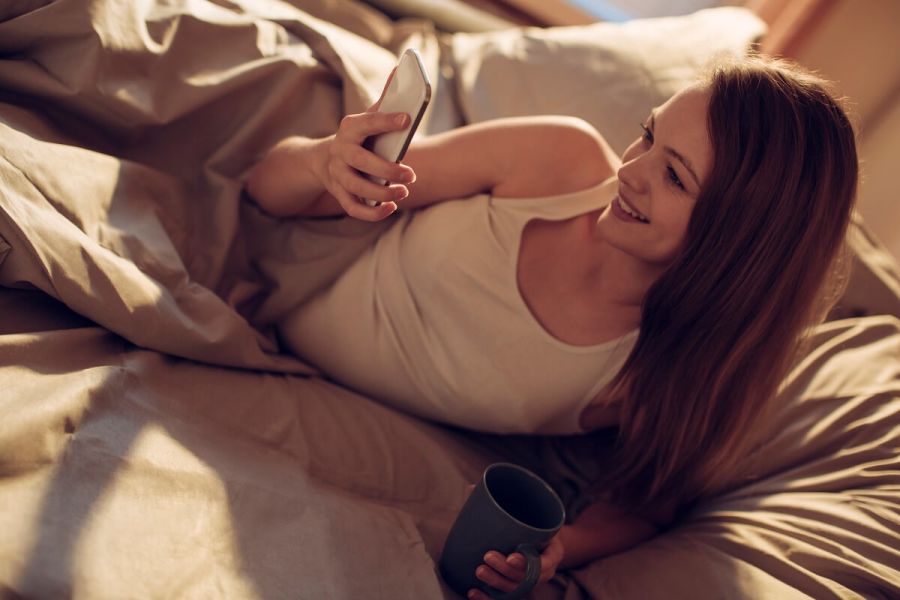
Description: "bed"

(0, 1), (898, 598)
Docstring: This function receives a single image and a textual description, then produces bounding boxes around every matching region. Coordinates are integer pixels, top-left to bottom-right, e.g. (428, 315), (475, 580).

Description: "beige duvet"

(0, 1), (897, 598)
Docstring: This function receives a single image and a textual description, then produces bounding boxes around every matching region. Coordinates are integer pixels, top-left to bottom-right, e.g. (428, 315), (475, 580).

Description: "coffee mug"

(439, 463), (566, 599)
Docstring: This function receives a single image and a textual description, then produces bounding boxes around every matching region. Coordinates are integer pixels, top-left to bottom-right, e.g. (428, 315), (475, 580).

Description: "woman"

(246, 55), (858, 596)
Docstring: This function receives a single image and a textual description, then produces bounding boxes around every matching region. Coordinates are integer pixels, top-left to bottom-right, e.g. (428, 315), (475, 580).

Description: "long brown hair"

(602, 56), (858, 513)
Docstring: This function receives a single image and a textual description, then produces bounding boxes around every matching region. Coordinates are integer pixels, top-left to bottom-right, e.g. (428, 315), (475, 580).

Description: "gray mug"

(439, 463), (566, 599)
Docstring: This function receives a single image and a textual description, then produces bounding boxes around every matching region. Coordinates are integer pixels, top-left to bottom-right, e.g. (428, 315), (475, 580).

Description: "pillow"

(448, 7), (766, 154)
(445, 8), (900, 320)
(832, 212), (900, 320)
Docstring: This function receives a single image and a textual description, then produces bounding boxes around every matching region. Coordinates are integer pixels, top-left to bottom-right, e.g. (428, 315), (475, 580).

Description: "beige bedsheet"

(0, 1), (898, 598)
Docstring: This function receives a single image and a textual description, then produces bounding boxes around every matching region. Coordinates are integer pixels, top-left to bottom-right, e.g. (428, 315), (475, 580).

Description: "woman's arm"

(245, 110), (415, 221)
(469, 498), (670, 598)
(557, 499), (661, 568)
(399, 115), (618, 209)
(246, 112), (618, 221)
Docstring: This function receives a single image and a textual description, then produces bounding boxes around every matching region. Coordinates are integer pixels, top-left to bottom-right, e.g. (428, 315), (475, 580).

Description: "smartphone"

(362, 48), (432, 206)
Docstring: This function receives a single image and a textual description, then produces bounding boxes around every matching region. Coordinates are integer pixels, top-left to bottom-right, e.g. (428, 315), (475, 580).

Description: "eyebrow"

(650, 112), (701, 188)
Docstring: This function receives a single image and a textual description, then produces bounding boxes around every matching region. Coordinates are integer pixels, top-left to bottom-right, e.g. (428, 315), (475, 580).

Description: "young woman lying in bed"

(246, 56), (857, 597)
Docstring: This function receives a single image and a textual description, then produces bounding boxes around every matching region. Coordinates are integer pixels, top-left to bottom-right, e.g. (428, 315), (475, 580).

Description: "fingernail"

(394, 113), (409, 126)
(467, 591), (477, 600)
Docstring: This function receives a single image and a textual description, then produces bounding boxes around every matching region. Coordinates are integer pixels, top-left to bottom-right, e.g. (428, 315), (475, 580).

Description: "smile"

(613, 195), (650, 223)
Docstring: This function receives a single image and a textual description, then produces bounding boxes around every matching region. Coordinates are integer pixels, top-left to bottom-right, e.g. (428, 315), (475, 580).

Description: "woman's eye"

(639, 122), (684, 191)
(667, 166), (685, 190)
(640, 123), (653, 143)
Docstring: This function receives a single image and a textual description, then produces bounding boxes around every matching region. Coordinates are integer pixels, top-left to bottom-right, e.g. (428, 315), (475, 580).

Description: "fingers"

(334, 162), (408, 204)
(323, 155), (409, 220)
(343, 143), (415, 185)
(325, 167), (400, 221)
(470, 545), (562, 598)
(484, 551), (527, 581)
(469, 551), (532, 595)
(338, 111), (410, 145)
(473, 563), (519, 595)
(333, 186), (398, 222)
(325, 108), (416, 221)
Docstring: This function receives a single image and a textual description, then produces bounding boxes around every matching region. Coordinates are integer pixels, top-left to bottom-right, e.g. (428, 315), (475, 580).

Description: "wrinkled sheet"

(0, 1), (898, 598)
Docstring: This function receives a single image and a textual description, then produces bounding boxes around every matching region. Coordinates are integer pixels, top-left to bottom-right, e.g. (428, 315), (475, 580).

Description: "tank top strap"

(489, 175), (618, 223)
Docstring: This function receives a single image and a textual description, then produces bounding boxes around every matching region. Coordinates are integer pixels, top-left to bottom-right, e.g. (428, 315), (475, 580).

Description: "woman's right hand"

(317, 71), (418, 221)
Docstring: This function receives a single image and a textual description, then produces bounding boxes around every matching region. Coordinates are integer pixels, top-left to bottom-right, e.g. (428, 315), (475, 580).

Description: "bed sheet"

(0, 1), (898, 598)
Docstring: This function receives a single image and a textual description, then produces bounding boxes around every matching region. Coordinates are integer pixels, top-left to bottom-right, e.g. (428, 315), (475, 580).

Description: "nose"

(617, 155), (647, 196)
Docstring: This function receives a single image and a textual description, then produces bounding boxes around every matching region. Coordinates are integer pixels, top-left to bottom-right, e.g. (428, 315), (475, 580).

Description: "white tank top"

(279, 177), (637, 434)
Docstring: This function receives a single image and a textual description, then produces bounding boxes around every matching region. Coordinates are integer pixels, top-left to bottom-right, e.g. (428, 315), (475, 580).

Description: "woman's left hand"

(467, 534), (565, 599)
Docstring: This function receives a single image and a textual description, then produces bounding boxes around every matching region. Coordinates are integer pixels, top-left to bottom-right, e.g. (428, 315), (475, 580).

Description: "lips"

(612, 194), (650, 223)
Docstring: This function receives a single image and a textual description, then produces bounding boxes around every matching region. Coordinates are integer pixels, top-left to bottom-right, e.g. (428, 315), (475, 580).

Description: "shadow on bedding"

(2, 318), (457, 597)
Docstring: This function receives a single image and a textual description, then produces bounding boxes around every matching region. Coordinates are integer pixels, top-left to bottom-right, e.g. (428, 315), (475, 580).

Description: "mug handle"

(485, 543), (541, 600)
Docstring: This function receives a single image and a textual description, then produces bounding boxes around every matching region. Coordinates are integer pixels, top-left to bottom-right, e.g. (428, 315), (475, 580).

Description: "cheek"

(656, 198), (694, 250)
(594, 190), (695, 264)
(667, 203), (693, 233)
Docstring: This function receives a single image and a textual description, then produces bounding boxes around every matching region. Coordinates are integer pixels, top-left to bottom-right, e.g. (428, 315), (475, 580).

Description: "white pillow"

(449, 7), (766, 154)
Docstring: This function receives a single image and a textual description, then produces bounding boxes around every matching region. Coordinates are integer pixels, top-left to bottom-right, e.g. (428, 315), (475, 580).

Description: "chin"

(594, 210), (641, 249)
(594, 216), (677, 267)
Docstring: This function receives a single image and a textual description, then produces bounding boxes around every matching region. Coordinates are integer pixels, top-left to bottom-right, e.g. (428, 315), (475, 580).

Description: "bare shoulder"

(400, 116), (621, 211)
(492, 116), (621, 199)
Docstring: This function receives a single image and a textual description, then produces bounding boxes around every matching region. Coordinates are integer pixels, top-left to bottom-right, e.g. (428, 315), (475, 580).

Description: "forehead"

(656, 85), (713, 183)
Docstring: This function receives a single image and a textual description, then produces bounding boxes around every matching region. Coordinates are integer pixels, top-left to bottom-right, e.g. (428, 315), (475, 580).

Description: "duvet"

(0, 1), (897, 598)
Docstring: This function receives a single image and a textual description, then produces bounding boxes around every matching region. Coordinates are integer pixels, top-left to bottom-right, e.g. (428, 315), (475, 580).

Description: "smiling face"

(595, 84), (714, 266)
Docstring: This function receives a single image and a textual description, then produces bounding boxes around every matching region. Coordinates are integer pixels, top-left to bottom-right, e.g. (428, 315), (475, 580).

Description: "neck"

(585, 237), (666, 314)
